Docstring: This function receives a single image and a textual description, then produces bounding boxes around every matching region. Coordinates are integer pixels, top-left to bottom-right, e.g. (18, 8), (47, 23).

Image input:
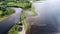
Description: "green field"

(0, 10), (3, 15)
(8, 24), (18, 34)
(0, 6), (15, 22)
(7, 2), (31, 9)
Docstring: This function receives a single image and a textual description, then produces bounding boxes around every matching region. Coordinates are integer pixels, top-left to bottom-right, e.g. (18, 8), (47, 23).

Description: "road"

(0, 7), (22, 34)
(28, 0), (60, 34)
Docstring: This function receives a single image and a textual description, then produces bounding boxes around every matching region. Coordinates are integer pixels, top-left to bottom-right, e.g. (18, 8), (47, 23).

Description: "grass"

(8, 24), (18, 34)
(20, 11), (25, 25)
(0, 1), (4, 4)
(0, 7), (15, 22)
(8, 2), (26, 7)
(0, 11), (8, 22)
(0, 15), (8, 22)
(28, 6), (37, 16)
(7, 2), (31, 9)
(0, 10), (3, 15)
(20, 11), (31, 30)
(0, 1), (31, 9)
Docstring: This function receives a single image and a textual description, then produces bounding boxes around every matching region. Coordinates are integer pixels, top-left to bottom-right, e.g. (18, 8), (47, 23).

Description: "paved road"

(0, 7), (22, 34)
(28, 0), (60, 34)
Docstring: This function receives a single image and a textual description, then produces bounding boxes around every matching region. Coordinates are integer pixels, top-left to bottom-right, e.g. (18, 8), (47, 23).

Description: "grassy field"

(28, 6), (37, 16)
(20, 11), (25, 25)
(0, 15), (8, 22)
(8, 24), (18, 34)
(8, 2), (27, 7)
(31, 6), (37, 16)
(0, 10), (3, 15)
(7, 2), (31, 9)
(0, 1), (31, 9)
(0, 7), (15, 22)
(0, 1), (5, 4)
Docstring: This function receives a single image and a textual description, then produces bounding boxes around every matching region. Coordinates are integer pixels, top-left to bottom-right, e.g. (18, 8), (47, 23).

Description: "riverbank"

(18, 5), (37, 34)
(8, 24), (18, 34)
(0, 7), (15, 22)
